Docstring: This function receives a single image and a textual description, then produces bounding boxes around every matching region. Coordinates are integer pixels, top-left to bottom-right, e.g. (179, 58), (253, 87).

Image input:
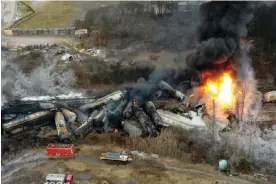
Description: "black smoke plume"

(187, 1), (256, 71)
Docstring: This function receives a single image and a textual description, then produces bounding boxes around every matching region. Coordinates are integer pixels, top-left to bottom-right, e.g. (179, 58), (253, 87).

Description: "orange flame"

(189, 94), (195, 98)
(132, 98), (136, 105)
(204, 73), (236, 109)
(199, 59), (238, 120)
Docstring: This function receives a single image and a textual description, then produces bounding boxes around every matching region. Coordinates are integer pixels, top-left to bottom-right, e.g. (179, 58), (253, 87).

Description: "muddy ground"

(1, 132), (274, 184)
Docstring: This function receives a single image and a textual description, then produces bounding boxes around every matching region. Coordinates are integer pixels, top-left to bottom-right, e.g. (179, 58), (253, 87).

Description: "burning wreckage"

(1, 80), (211, 142)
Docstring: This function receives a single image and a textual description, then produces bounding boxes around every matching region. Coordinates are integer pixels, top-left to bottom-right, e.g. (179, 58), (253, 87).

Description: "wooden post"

(212, 96), (216, 141)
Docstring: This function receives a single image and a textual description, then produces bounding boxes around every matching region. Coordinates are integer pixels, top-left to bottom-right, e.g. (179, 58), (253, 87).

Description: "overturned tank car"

(1, 103), (56, 135)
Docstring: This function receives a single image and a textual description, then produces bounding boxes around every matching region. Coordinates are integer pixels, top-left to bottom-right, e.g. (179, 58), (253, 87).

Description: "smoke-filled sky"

(187, 1), (256, 70)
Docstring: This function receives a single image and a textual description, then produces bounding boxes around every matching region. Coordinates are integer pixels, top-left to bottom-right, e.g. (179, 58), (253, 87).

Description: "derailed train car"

(2, 103), (55, 135)
(1, 79), (191, 141)
(2, 102), (72, 142)
(55, 112), (70, 142)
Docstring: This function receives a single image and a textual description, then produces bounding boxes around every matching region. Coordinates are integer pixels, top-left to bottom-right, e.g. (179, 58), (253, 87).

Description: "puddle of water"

(75, 155), (103, 166)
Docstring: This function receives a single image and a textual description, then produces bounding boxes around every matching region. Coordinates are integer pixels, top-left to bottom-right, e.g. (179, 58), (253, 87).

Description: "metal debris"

(1, 80), (223, 141)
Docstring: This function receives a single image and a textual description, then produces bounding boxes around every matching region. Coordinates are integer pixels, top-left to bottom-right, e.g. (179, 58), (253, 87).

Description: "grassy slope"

(14, 1), (81, 28)
(17, 2), (34, 18)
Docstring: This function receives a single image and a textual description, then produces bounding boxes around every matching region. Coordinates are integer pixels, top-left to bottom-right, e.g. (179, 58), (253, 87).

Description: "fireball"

(201, 72), (237, 120)
(205, 73), (236, 108)
(218, 74), (235, 106)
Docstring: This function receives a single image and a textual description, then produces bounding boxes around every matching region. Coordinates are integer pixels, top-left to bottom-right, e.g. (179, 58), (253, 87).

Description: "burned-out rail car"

(2, 104), (55, 135)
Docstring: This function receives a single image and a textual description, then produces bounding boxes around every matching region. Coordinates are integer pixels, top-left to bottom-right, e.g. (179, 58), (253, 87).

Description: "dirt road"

(2, 143), (273, 184)
(3, 36), (68, 46)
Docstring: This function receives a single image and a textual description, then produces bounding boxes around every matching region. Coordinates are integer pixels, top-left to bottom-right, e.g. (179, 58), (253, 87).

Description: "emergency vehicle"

(100, 152), (132, 162)
(44, 173), (73, 184)
(46, 144), (75, 158)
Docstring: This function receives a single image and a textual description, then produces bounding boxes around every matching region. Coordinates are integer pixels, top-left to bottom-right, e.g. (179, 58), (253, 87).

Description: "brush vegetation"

(81, 128), (252, 174)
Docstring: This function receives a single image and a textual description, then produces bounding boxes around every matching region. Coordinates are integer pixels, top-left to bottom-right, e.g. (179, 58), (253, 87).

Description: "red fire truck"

(46, 143), (75, 157)
(44, 173), (74, 184)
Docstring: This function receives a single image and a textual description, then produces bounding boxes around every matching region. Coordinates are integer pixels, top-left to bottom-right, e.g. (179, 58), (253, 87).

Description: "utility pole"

(212, 96), (216, 142)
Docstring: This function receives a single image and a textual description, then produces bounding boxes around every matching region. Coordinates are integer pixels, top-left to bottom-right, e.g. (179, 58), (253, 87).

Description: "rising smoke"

(188, 1), (263, 120)
(75, 1), (202, 101)
(1, 49), (78, 106)
(191, 1), (276, 174)
(187, 1), (255, 70)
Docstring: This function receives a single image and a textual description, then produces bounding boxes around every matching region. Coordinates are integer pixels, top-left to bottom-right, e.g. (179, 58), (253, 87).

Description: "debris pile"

(1, 80), (209, 142)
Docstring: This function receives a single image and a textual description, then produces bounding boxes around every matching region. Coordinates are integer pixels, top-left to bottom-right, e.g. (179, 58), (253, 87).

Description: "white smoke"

(236, 47), (263, 121)
(229, 49), (276, 173)
(201, 46), (263, 122)
(20, 92), (85, 101)
(227, 123), (276, 173)
(198, 45), (275, 174)
(1, 50), (79, 106)
(198, 122), (276, 175)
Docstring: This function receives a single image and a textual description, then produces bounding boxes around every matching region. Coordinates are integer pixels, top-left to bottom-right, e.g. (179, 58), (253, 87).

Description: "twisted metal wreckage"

(1, 80), (211, 142)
